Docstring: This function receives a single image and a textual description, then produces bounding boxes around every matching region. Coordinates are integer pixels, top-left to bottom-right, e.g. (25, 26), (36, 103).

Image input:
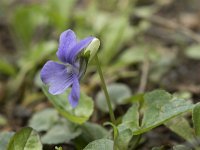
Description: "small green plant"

(4, 29), (200, 150)
(2, 1), (200, 147)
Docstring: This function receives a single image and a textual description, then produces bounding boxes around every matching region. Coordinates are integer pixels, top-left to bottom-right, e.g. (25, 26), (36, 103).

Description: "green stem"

(95, 54), (116, 124)
(130, 134), (142, 150)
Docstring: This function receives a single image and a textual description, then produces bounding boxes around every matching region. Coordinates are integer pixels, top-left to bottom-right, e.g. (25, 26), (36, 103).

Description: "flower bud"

(84, 38), (100, 62)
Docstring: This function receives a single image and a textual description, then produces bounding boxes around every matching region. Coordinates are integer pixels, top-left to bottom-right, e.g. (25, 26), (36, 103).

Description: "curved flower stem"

(95, 54), (116, 124)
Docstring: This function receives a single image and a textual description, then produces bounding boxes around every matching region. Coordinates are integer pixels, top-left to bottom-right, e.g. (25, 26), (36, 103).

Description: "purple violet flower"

(40, 29), (94, 108)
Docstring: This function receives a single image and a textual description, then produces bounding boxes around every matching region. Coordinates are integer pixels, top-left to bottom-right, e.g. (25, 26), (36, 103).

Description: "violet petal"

(40, 61), (73, 95)
(68, 36), (94, 63)
(68, 75), (80, 108)
(56, 29), (77, 63)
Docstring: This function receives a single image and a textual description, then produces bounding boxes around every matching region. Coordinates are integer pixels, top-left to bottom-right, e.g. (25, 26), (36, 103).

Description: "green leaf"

(15, 41), (57, 90)
(42, 86), (94, 124)
(81, 122), (109, 141)
(74, 122), (109, 149)
(28, 108), (59, 132)
(41, 122), (81, 144)
(118, 103), (140, 132)
(128, 93), (144, 103)
(117, 47), (146, 66)
(103, 122), (118, 140)
(115, 129), (133, 150)
(83, 139), (114, 150)
(192, 103), (200, 136)
(45, 0), (76, 31)
(115, 46), (159, 68)
(0, 132), (14, 150)
(118, 90), (194, 135)
(11, 5), (47, 47)
(185, 44), (200, 60)
(0, 60), (16, 76)
(19, 41), (57, 69)
(165, 116), (195, 141)
(139, 90), (193, 134)
(7, 127), (42, 150)
(96, 83), (131, 112)
(99, 16), (134, 65)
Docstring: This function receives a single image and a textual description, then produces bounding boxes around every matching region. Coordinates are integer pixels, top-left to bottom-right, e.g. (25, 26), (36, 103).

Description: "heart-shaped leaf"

(118, 90), (194, 135)
(41, 123), (81, 144)
(7, 127), (42, 150)
(28, 108), (59, 132)
(42, 86), (94, 124)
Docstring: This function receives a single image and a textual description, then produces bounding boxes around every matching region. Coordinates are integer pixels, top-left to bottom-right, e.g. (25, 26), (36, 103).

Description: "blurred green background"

(1, 0), (200, 148)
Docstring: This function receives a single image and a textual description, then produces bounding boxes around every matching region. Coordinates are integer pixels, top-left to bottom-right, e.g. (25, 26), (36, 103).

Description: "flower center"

(66, 63), (79, 75)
